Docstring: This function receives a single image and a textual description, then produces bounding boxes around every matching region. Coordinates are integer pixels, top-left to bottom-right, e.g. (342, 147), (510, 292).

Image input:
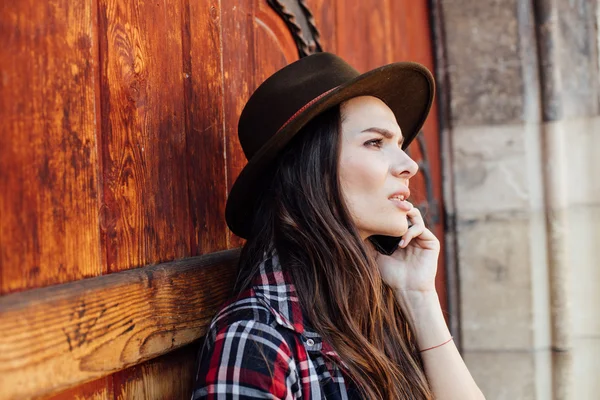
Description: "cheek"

(339, 153), (387, 201)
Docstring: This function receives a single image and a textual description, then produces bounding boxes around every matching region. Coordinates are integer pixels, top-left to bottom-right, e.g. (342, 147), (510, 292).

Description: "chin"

(370, 221), (409, 238)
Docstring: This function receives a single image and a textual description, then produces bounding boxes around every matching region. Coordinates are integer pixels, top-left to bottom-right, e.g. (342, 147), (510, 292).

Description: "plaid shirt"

(191, 252), (361, 399)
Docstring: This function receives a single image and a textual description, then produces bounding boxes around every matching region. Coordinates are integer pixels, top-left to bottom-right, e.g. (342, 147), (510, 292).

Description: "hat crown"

(237, 53), (359, 160)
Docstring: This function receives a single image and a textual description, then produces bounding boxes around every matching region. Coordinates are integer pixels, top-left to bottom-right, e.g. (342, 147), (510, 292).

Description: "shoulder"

(205, 318), (296, 369)
(203, 288), (279, 345)
(191, 291), (302, 399)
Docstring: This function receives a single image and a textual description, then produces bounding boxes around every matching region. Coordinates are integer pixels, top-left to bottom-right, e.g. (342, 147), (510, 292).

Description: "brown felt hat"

(225, 52), (435, 239)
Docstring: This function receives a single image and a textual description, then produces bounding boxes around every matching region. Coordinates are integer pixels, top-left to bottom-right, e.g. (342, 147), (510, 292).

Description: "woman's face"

(338, 96), (419, 240)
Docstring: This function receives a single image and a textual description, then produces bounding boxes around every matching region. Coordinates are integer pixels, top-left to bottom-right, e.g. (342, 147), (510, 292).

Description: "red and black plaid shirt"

(191, 251), (361, 399)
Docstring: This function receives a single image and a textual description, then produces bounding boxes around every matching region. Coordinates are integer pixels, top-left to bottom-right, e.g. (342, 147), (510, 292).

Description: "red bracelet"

(419, 336), (453, 353)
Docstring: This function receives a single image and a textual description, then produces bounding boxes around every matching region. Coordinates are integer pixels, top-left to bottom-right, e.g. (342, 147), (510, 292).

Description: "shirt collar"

(250, 251), (341, 360)
(250, 252), (306, 334)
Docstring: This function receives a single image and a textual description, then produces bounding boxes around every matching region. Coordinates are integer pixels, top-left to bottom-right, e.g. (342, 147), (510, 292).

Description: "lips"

(389, 188), (412, 211)
(388, 188), (410, 201)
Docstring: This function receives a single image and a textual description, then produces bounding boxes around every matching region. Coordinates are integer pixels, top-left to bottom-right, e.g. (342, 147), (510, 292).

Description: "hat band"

(275, 85), (341, 134)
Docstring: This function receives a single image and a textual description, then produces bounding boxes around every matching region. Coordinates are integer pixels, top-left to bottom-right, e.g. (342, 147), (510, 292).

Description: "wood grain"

(304, 0), (337, 54)
(254, 1), (298, 65)
(97, 0), (190, 272)
(391, 0), (435, 67)
(335, 0), (392, 71)
(0, 249), (239, 399)
(0, 0), (448, 399)
(110, 1), (231, 396)
(113, 344), (196, 400)
(43, 376), (113, 400)
(221, 0), (256, 248)
(0, 0), (102, 295)
(183, 0), (228, 255)
(253, 2), (296, 84)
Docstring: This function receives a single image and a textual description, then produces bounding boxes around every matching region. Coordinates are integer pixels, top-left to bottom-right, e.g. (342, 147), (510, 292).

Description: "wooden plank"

(113, 344), (196, 400)
(0, 0), (103, 295)
(304, 0), (337, 54)
(109, 0), (231, 395)
(387, 0), (410, 60)
(97, 0), (190, 272)
(43, 376), (113, 400)
(96, 0), (192, 396)
(334, 0), (392, 71)
(0, 249), (239, 400)
(253, 2), (296, 82)
(392, 0), (435, 67)
(221, 0), (256, 247)
(255, 0), (300, 63)
(254, 1), (298, 64)
(183, 0), (228, 255)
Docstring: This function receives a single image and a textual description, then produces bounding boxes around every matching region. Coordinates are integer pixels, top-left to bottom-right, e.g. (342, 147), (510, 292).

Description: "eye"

(364, 138), (383, 148)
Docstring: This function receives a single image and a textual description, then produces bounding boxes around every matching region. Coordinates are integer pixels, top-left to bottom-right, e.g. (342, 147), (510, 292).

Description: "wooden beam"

(0, 248), (240, 400)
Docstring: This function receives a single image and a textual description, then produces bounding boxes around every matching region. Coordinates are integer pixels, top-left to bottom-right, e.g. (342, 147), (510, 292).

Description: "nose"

(390, 150), (419, 179)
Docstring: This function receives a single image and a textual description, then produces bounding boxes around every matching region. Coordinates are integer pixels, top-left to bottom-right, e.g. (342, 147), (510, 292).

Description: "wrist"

(395, 289), (439, 308)
(394, 290), (450, 349)
(397, 290), (440, 324)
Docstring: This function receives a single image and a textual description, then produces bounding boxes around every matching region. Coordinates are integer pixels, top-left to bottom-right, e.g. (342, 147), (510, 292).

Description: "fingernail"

(399, 240), (405, 247)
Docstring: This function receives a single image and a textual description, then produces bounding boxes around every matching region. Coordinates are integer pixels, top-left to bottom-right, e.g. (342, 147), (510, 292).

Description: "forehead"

(340, 96), (400, 133)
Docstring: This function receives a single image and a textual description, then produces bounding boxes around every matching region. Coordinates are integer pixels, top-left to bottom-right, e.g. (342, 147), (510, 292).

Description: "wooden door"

(0, 1), (444, 399)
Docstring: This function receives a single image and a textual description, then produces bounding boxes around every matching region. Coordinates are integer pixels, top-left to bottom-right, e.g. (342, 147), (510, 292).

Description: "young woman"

(191, 53), (484, 400)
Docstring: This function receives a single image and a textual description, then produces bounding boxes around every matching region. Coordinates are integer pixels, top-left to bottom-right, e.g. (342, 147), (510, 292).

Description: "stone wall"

(435, 1), (599, 398)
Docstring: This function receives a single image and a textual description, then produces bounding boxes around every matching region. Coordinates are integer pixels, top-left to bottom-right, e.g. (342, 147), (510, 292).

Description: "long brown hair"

(234, 104), (434, 399)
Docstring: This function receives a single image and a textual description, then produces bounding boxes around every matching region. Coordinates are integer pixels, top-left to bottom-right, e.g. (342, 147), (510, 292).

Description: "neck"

(363, 238), (379, 260)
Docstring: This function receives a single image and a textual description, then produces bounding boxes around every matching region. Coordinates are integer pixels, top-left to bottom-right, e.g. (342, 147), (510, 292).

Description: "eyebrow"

(361, 127), (404, 145)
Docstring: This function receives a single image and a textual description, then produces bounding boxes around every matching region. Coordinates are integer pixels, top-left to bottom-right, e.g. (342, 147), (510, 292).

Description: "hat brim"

(226, 61), (435, 239)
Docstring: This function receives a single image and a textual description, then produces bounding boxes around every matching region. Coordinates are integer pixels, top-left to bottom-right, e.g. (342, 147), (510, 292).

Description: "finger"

(414, 227), (441, 251)
(400, 207), (425, 247)
(400, 222), (425, 248)
(406, 206), (425, 228)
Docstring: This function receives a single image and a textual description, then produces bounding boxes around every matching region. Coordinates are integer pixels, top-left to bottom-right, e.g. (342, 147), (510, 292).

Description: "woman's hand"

(374, 203), (440, 294)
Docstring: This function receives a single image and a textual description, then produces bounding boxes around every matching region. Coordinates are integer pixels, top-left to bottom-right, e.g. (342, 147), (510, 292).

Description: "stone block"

(555, 0), (599, 119)
(441, 0), (538, 125)
(572, 337), (600, 399)
(463, 350), (537, 400)
(533, 349), (552, 400)
(561, 117), (600, 206)
(568, 204), (600, 337)
(452, 124), (544, 216)
(457, 213), (547, 350)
